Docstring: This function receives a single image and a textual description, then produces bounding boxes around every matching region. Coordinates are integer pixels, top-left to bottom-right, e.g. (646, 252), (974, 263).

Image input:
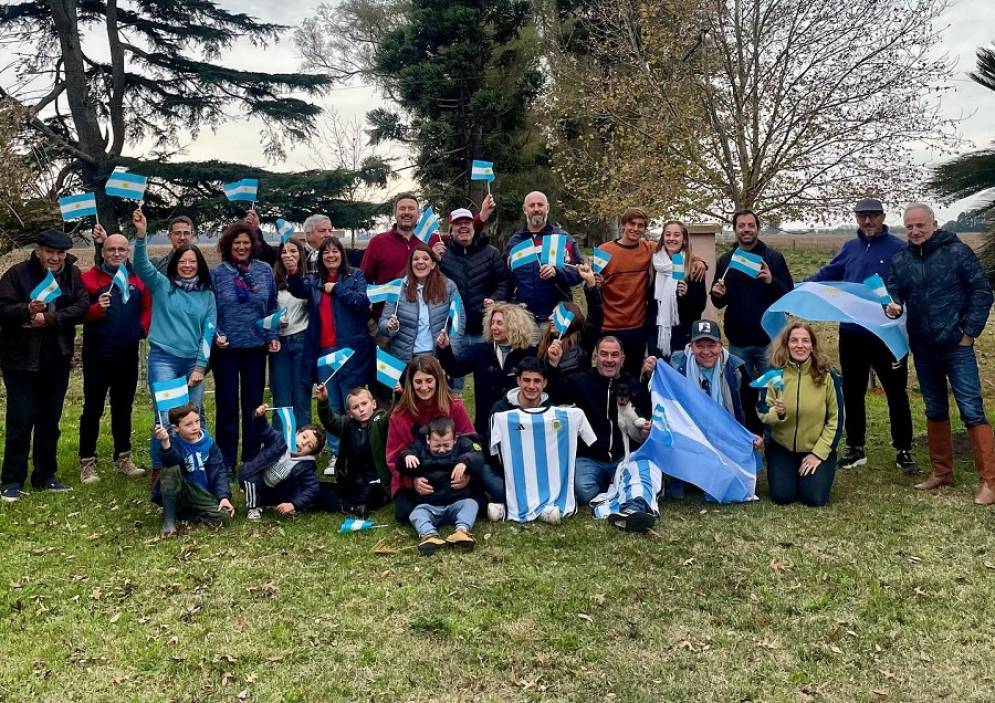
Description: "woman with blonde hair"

(758, 322), (844, 507)
(648, 219), (707, 358)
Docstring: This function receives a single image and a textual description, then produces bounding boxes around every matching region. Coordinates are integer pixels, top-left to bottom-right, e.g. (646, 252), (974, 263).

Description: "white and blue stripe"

(58, 193), (97, 221)
(105, 171), (148, 200)
(591, 459), (664, 519)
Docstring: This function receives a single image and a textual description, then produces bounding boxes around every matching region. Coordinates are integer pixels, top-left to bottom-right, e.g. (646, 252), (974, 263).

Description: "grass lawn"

(2, 248), (995, 702)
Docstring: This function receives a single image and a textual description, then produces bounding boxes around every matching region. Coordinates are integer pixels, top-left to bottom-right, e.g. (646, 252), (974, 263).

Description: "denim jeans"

(318, 345), (348, 455)
(270, 331), (312, 431)
(408, 498), (478, 537)
(913, 344), (990, 426)
(575, 457), (621, 505)
(470, 462), (505, 502)
(449, 333), (484, 392)
(148, 345), (206, 470)
(766, 441), (836, 507)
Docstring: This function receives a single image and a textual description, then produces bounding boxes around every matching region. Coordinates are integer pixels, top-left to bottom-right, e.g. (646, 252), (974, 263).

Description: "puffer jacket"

(378, 277), (462, 361)
(504, 223), (583, 322)
(886, 229), (993, 352)
(439, 231), (512, 335)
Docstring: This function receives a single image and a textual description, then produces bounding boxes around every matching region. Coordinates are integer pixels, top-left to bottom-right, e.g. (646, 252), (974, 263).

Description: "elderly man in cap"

(808, 197), (916, 474)
(0, 230), (88, 501)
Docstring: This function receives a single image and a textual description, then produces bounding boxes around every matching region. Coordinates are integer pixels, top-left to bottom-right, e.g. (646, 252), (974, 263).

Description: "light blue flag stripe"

(552, 303), (574, 336)
(447, 292), (464, 336)
(749, 368), (784, 389)
(274, 406), (297, 452)
(222, 178), (258, 202)
(728, 248), (764, 278)
(105, 172), (148, 200)
(509, 239), (537, 270)
(29, 270), (61, 303)
(275, 219), (295, 244)
(112, 264), (131, 303)
(862, 274), (892, 305)
(375, 347), (406, 388)
(58, 193), (97, 220)
(367, 279), (403, 304)
(591, 247), (612, 274)
(540, 234), (567, 268)
(318, 348), (355, 383)
(470, 160), (495, 182)
(671, 252), (686, 282)
(413, 208), (439, 243)
(152, 377), (189, 411)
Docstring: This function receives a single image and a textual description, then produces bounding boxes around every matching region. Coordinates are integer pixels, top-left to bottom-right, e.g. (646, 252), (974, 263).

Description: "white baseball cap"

(449, 208), (473, 223)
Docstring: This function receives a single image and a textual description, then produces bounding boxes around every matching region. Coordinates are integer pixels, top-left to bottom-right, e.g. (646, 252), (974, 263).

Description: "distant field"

(717, 232), (987, 252)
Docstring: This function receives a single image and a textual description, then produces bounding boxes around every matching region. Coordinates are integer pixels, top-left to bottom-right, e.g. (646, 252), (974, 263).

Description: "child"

(316, 384), (390, 516)
(152, 403), (234, 537)
(397, 417), (483, 555)
(237, 404), (326, 522)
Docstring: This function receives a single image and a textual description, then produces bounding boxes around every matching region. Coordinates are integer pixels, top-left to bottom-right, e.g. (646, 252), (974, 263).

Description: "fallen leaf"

(109, 612), (121, 624)
(578, 613), (593, 623)
(872, 689), (889, 698)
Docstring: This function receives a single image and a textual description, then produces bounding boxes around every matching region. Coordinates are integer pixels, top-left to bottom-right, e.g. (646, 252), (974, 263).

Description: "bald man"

(78, 226), (152, 485)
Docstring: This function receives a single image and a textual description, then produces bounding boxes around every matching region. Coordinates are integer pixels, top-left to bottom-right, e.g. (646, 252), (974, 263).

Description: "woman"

(379, 246), (462, 361)
(131, 209), (216, 475)
(758, 323), (843, 507)
(385, 356), (475, 524)
(539, 263), (601, 377)
(210, 220), (279, 469)
(287, 237), (373, 457)
(648, 220), (707, 358)
(270, 237), (312, 431)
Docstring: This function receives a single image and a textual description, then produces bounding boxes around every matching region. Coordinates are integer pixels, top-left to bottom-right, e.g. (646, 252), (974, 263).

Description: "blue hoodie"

(153, 428), (230, 501)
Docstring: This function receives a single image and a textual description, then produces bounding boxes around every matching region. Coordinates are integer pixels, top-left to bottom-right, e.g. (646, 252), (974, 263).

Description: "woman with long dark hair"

(270, 236), (313, 430)
(539, 263), (601, 377)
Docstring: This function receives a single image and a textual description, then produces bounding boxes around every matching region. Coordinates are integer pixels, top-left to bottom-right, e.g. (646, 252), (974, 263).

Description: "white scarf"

(683, 346), (734, 413)
(652, 249), (680, 355)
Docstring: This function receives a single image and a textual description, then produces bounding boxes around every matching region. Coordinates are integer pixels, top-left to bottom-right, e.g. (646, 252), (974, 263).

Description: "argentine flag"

(413, 207), (440, 244)
(275, 219), (295, 245)
(256, 309), (286, 330)
(112, 264), (131, 303)
(273, 407), (297, 452)
(651, 404), (673, 446)
(105, 171), (147, 200)
(591, 459), (665, 520)
(29, 270), (61, 303)
(863, 274), (892, 305)
(367, 278), (403, 305)
(447, 292), (464, 336)
(339, 517), (376, 533)
(591, 247), (612, 275)
(375, 347), (406, 388)
(470, 160), (495, 182)
(222, 178), (259, 202)
(318, 348), (354, 384)
(671, 252), (686, 282)
(58, 193), (97, 221)
(201, 321), (215, 362)
(540, 233), (568, 268)
(552, 302), (574, 337)
(152, 377), (189, 412)
(750, 368), (784, 390)
(727, 248), (764, 278)
(509, 239), (538, 270)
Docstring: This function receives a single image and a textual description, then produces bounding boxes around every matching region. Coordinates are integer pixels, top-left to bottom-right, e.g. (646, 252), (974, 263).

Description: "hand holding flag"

(724, 248), (764, 280)
(470, 160), (495, 194)
(339, 517), (381, 533)
(671, 252), (686, 282)
(112, 264), (131, 304)
(29, 270), (61, 303)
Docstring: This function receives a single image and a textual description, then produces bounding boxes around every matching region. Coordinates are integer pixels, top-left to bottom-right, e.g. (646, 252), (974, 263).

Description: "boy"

(316, 384), (390, 516)
(237, 404), (325, 521)
(397, 417), (483, 555)
(152, 403), (234, 536)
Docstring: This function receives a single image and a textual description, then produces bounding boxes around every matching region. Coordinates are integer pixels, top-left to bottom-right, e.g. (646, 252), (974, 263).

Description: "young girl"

(649, 220), (707, 358)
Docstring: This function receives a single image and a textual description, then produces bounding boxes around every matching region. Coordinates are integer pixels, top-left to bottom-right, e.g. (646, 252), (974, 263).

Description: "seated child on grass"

(152, 403), (234, 537)
(316, 385), (390, 516)
(397, 417), (483, 556)
(237, 404), (326, 522)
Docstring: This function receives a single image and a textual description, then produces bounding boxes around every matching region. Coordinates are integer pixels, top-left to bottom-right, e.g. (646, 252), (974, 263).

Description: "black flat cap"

(37, 229), (73, 250)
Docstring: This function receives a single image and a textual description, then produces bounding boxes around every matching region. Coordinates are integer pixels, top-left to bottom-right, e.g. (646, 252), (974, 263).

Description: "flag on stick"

(375, 347), (406, 388)
(152, 377), (189, 412)
(58, 193), (97, 221)
(470, 160), (495, 182)
(749, 368), (784, 390)
(509, 240), (538, 270)
(552, 302), (574, 338)
(275, 219), (295, 245)
(272, 406), (297, 452)
(726, 248), (764, 279)
(29, 270), (61, 303)
(105, 171), (148, 200)
(540, 233), (568, 268)
(256, 309), (286, 330)
(112, 264), (131, 303)
(447, 292), (464, 336)
(222, 179), (259, 202)
(367, 279), (403, 304)
(413, 208), (440, 244)
(671, 252), (686, 282)
(317, 348), (355, 385)
(591, 247), (612, 275)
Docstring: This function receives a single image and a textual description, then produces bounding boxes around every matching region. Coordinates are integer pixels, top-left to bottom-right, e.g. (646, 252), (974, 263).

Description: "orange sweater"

(599, 239), (653, 331)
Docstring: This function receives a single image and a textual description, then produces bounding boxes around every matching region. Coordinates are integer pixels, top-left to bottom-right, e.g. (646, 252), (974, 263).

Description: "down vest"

(378, 277), (463, 361)
(439, 232), (512, 336)
(886, 229), (993, 353)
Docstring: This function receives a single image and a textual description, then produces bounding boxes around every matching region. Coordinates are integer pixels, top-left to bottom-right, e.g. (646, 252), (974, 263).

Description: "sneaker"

(114, 451), (146, 478)
(39, 477), (71, 493)
(1, 484), (24, 502)
(418, 534), (446, 556)
(247, 507), (263, 522)
(79, 457), (100, 485)
(608, 510), (656, 534)
(840, 446), (867, 469)
(486, 503), (506, 522)
(538, 506), (561, 525)
(896, 449), (920, 475)
(323, 455), (337, 477)
(446, 529), (476, 552)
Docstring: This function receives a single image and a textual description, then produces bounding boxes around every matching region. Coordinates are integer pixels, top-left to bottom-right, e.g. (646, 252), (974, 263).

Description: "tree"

(306, 108), (394, 205)
(0, 0), (334, 232)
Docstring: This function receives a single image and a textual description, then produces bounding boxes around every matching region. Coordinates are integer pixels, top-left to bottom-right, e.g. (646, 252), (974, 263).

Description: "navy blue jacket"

(236, 416), (320, 511)
(710, 240), (793, 347)
(886, 229), (993, 353)
(439, 231), (512, 336)
(153, 429), (230, 503)
(504, 223), (583, 322)
(397, 435), (484, 507)
(670, 351), (749, 426)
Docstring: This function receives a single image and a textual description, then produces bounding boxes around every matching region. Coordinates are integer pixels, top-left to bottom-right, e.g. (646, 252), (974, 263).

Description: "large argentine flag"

(105, 171), (148, 200)
(641, 362), (760, 503)
(152, 377), (189, 412)
(592, 458), (665, 519)
(58, 193), (97, 221)
(761, 281), (909, 360)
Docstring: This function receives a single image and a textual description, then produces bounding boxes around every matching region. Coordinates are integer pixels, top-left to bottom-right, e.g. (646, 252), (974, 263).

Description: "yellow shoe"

(418, 534), (446, 556)
(445, 529), (475, 552)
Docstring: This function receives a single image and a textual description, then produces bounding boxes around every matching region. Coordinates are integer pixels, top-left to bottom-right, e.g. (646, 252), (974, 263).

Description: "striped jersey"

(489, 406), (596, 522)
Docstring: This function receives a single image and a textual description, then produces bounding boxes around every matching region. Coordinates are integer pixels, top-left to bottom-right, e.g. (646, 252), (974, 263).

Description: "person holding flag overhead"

(78, 229), (152, 485)
(0, 229), (88, 501)
(210, 220), (279, 469)
(361, 193), (443, 285)
(806, 197), (915, 474)
(648, 219), (708, 359)
(539, 264), (602, 378)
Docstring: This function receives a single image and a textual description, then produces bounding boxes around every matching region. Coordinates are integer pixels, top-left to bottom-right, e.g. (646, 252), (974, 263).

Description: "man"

(361, 193), (442, 285)
(504, 191), (583, 324)
(886, 203), (995, 504)
(548, 335), (654, 504)
(808, 197), (915, 473)
(300, 213), (336, 275)
(95, 214), (196, 274)
(0, 229), (88, 501)
(78, 228), (152, 484)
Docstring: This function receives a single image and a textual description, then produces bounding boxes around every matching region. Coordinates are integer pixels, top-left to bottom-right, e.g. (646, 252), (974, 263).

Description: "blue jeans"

(470, 462), (505, 502)
(148, 346), (206, 470)
(270, 331), (312, 431)
(318, 346), (348, 455)
(575, 457), (621, 505)
(766, 441), (836, 507)
(728, 344), (770, 380)
(913, 344), (989, 426)
(449, 333), (484, 391)
(408, 498), (478, 537)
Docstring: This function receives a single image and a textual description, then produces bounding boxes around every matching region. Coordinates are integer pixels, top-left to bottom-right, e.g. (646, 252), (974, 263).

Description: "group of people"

(0, 190), (992, 553)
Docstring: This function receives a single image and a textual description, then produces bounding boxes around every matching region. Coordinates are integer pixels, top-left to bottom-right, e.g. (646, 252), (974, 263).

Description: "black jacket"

(544, 285), (603, 377)
(645, 278), (707, 357)
(397, 435), (484, 507)
(887, 229), (993, 352)
(439, 231), (512, 336)
(0, 253), (88, 371)
(710, 240), (793, 347)
(236, 417), (320, 511)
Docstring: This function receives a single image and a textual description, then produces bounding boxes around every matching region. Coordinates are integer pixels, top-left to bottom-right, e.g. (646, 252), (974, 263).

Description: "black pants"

(766, 441), (836, 507)
(213, 345), (267, 468)
(602, 327), (646, 378)
(838, 328), (912, 450)
(2, 358), (71, 488)
(79, 344), (139, 459)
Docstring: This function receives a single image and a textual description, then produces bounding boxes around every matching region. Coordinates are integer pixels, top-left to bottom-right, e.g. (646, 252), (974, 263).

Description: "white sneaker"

(247, 507), (263, 522)
(538, 506), (561, 525)
(486, 503), (506, 522)
(323, 455), (337, 476)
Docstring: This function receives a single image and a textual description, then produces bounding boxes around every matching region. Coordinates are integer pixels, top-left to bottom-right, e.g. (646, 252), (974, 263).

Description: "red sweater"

(80, 266), (152, 353)
(360, 226), (442, 285)
(385, 398), (474, 495)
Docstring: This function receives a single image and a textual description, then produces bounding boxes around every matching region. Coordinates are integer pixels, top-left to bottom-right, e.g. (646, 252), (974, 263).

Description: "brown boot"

(915, 420), (955, 490)
(967, 424), (995, 505)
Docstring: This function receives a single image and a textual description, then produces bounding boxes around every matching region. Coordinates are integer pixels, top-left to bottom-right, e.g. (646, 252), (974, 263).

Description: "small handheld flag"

(272, 406), (297, 452)
(651, 404), (674, 447)
(256, 309), (286, 330)
(105, 171), (148, 201)
(671, 252), (686, 282)
(413, 207), (440, 244)
(540, 233), (568, 268)
(339, 517), (376, 533)
(863, 274), (892, 305)
(222, 179), (259, 203)
(551, 302), (575, 338)
(447, 292), (464, 336)
(152, 377), (189, 412)
(58, 193), (98, 221)
(726, 248), (764, 279)
(750, 368), (784, 390)
(509, 239), (538, 270)
(29, 270), (61, 303)
(470, 160), (495, 182)
(112, 264), (131, 303)
(375, 347), (406, 389)
(367, 278), (403, 305)
(201, 321), (215, 362)
(275, 219), (295, 245)
(317, 348), (355, 385)
(591, 247), (612, 275)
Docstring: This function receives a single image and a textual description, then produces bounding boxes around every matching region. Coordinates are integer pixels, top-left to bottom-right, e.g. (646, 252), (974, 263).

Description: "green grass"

(2, 248), (995, 702)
